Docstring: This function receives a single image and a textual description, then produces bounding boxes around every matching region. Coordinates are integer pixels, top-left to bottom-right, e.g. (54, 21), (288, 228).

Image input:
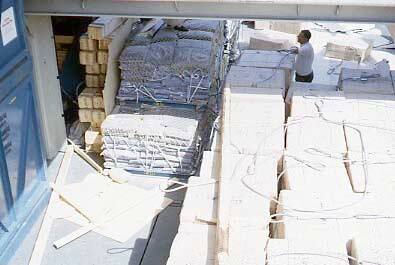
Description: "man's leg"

(305, 72), (314, 83)
(295, 72), (314, 83)
(295, 73), (305, 82)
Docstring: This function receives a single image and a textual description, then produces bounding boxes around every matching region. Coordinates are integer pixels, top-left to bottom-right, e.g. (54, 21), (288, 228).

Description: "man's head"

(297, 30), (311, 44)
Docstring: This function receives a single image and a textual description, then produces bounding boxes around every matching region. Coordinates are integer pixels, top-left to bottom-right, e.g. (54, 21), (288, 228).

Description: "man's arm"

(290, 46), (299, 54)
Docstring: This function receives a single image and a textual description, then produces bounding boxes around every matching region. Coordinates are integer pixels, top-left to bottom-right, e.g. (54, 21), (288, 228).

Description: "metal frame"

(24, 0), (395, 23)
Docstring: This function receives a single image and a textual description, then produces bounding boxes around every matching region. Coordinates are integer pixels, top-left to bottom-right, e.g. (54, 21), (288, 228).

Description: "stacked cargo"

(166, 50), (294, 264)
(101, 105), (200, 175)
(273, 64), (395, 264)
(78, 17), (124, 152)
(101, 19), (227, 175)
(116, 19), (223, 106)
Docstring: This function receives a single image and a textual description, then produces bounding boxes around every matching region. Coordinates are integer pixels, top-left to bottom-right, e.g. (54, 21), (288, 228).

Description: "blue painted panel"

(0, 0), (49, 264)
(0, 0), (28, 78)
(0, 76), (48, 262)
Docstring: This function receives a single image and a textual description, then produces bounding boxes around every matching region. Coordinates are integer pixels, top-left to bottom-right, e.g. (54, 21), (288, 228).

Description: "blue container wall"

(0, 0), (49, 263)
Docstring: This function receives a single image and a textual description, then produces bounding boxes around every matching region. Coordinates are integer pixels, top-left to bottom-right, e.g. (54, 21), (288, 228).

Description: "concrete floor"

(8, 149), (185, 265)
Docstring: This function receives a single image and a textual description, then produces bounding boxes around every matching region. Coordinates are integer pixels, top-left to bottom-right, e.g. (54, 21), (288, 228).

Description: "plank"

(53, 174), (173, 245)
(218, 153), (276, 264)
(342, 93), (395, 124)
(227, 220), (269, 265)
(98, 39), (110, 50)
(286, 116), (347, 153)
(249, 36), (290, 51)
(88, 17), (124, 40)
(344, 123), (395, 193)
(237, 50), (295, 71)
(180, 176), (217, 225)
(274, 190), (395, 252)
(216, 87), (232, 256)
(141, 18), (165, 37)
(86, 74), (105, 88)
(228, 89), (285, 156)
(69, 140), (103, 174)
(325, 37), (372, 62)
(93, 93), (104, 109)
(339, 68), (394, 95)
(351, 228), (395, 265)
(236, 50), (295, 92)
(166, 224), (216, 265)
(85, 128), (102, 153)
(63, 190), (172, 243)
(199, 151), (220, 180)
(79, 34), (97, 51)
(85, 64), (101, 74)
(78, 109), (92, 123)
(287, 82), (345, 120)
(216, 86), (283, 263)
(282, 154), (353, 193)
(254, 20), (270, 30)
(29, 145), (74, 265)
(78, 87), (102, 109)
(97, 50), (108, 64)
(79, 50), (96, 65)
(91, 109), (106, 124)
(270, 21), (302, 35)
(267, 239), (349, 265)
(99, 63), (107, 74)
(226, 66), (286, 91)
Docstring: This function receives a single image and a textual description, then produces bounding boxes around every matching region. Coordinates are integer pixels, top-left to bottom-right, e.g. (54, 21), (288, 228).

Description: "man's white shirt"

(295, 42), (314, 76)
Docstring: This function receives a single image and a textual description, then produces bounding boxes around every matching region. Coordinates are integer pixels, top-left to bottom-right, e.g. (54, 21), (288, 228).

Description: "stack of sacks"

(101, 105), (200, 175)
(117, 19), (222, 106)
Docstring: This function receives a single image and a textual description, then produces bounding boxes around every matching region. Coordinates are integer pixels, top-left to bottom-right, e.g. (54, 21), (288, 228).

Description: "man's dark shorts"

(295, 72), (314, 83)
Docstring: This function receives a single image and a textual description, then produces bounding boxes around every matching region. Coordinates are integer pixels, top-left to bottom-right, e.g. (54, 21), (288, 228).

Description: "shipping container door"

(0, 0), (48, 263)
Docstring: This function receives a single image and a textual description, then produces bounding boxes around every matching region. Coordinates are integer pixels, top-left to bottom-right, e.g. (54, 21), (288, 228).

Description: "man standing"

(291, 30), (314, 82)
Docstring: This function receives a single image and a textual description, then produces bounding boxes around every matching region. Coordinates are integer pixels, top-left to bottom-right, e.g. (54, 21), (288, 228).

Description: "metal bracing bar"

(24, 0), (395, 23)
